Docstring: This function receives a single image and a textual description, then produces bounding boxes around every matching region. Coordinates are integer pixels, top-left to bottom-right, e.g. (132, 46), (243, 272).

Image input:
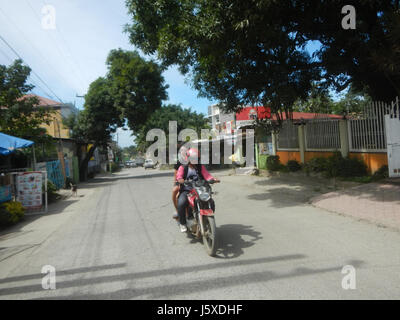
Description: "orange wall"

(277, 150), (387, 173)
(276, 151), (301, 164)
(349, 153), (388, 174)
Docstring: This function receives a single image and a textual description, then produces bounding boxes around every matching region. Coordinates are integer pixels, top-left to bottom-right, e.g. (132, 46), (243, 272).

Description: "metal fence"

(46, 160), (64, 189)
(305, 119), (341, 150)
(277, 120), (299, 149)
(348, 101), (390, 152)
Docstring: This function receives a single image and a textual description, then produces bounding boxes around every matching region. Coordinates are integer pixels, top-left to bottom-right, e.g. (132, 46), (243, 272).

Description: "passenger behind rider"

(172, 144), (188, 220)
(176, 148), (220, 233)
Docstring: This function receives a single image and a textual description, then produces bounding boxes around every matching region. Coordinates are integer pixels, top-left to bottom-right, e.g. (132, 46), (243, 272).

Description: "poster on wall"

(16, 172), (43, 209)
(259, 143), (269, 155)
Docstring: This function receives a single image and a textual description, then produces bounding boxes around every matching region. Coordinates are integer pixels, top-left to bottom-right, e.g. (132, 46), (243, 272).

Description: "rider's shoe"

(180, 224), (187, 233)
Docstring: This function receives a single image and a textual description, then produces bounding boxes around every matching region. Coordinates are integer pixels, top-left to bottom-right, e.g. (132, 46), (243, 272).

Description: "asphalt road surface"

(0, 168), (400, 299)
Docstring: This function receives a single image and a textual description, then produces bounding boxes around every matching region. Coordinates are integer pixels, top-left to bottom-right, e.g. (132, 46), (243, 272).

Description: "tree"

(293, 84), (336, 114)
(121, 145), (138, 160)
(106, 49), (168, 132)
(65, 50), (168, 180)
(125, 0), (319, 124)
(295, 0), (400, 101)
(0, 59), (53, 144)
(65, 77), (123, 180)
(331, 88), (372, 116)
(125, 0), (400, 117)
(134, 104), (210, 150)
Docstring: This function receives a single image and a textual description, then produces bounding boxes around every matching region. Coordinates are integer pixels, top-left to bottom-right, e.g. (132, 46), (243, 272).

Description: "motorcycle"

(180, 178), (218, 256)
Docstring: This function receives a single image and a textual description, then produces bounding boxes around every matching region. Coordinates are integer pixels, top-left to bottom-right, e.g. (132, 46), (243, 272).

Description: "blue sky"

(0, 0), (216, 147)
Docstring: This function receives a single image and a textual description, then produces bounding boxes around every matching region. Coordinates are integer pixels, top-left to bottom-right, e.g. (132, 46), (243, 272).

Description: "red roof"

(274, 111), (342, 120)
(236, 106), (271, 121)
(22, 94), (61, 107)
(236, 106), (342, 121)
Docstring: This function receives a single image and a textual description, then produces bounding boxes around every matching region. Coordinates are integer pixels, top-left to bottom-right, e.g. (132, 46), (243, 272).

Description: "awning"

(0, 132), (34, 155)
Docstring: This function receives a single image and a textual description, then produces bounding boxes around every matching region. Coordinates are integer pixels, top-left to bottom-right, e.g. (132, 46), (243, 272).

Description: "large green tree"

(106, 49), (168, 132)
(296, 0), (400, 100)
(125, 0), (318, 122)
(65, 77), (123, 180)
(0, 59), (53, 144)
(65, 50), (168, 180)
(125, 0), (400, 118)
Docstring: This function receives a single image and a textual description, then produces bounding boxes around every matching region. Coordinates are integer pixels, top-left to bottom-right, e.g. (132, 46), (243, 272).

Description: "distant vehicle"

(144, 159), (156, 169)
(135, 158), (145, 167)
(125, 160), (137, 168)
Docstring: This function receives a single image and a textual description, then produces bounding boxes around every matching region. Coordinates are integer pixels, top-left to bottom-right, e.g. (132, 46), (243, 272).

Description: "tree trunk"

(79, 144), (97, 181)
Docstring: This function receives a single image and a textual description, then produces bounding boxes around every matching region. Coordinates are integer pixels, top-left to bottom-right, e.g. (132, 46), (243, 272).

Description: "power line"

(0, 33), (64, 103)
(0, 45), (57, 101)
(25, 0), (89, 92)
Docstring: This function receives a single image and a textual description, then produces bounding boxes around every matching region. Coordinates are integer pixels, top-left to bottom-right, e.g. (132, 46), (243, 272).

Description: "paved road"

(0, 168), (400, 299)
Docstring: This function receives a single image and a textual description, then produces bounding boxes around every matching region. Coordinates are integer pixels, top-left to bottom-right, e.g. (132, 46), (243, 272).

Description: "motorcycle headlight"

(199, 192), (210, 202)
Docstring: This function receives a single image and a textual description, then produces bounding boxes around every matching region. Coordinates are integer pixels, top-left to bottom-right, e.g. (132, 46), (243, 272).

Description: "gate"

(385, 97), (400, 178)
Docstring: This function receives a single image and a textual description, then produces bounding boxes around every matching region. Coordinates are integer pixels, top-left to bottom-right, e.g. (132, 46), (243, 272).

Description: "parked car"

(144, 159), (156, 169)
(125, 160), (137, 168)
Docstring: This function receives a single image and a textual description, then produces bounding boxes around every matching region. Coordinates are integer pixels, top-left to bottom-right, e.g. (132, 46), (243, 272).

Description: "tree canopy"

(125, 0), (400, 119)
(106, 49), (168, 132)
(64, 49), (168, 179)
(0, 59), (53, 144)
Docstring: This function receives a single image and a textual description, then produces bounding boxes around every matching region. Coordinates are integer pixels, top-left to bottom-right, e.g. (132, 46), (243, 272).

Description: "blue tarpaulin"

(0, 132), (34, 155)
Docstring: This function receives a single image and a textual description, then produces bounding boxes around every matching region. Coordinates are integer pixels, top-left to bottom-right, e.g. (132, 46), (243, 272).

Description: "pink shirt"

(176, 165), (214, 181)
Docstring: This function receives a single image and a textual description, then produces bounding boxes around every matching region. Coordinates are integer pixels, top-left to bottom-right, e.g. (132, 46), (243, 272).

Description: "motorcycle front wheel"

(202, 216), (217, 256)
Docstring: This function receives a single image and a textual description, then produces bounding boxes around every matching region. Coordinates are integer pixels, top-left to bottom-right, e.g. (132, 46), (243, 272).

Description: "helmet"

(186, 148), (199, 164)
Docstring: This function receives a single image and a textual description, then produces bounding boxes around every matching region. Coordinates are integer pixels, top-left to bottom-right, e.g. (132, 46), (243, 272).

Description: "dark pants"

(177, 191), (216, 226)
(177, 191), (190, 225)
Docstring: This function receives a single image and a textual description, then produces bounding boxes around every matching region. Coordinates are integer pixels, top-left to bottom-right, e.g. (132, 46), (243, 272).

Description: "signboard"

(0, 185), (12, 203)
(16, 172), (43, 209)
(259, 142), (274, 155)
(226, 121), (232, 134)
(108, 147), (114, 161)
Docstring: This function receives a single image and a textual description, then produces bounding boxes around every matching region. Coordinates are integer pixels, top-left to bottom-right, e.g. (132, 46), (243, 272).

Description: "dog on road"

(67, 180), (78, 197)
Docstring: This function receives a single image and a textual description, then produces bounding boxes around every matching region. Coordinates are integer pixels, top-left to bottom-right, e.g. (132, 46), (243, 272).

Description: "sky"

(0, 0), (217, 147)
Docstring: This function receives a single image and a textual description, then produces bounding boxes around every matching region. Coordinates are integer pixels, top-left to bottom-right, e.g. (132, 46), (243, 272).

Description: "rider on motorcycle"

(172, 144), (188, 220)
(176, 148), (220, 232)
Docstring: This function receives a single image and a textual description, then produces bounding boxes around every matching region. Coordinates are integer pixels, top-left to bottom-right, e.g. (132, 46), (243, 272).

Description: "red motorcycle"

(181, 178), (218, 256)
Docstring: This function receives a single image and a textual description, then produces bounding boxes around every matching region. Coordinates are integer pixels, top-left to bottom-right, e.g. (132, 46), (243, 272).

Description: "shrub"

(0, 201), (25, 226)
(372, 165), (389, 181)
(286, 160), (302, 172)
(304, 157), (329, 173)
(266, 155), (281, 171)
(325, 153), (367, 178)
(44, 181), (59, 203)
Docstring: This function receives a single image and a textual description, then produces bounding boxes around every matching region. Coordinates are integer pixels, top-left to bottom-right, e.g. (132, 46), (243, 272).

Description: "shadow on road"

(0, 252), (365, 299)
(247, 187), (314, 208)
(28, 259), (364, 300)
(215, 224), (263, 259)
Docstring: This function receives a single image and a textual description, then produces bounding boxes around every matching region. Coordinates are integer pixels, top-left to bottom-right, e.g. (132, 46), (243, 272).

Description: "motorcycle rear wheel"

(202, 216), (217, 256)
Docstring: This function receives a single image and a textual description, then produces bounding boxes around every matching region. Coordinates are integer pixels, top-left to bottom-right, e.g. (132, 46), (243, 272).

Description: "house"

(206, 103), (344, 168)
